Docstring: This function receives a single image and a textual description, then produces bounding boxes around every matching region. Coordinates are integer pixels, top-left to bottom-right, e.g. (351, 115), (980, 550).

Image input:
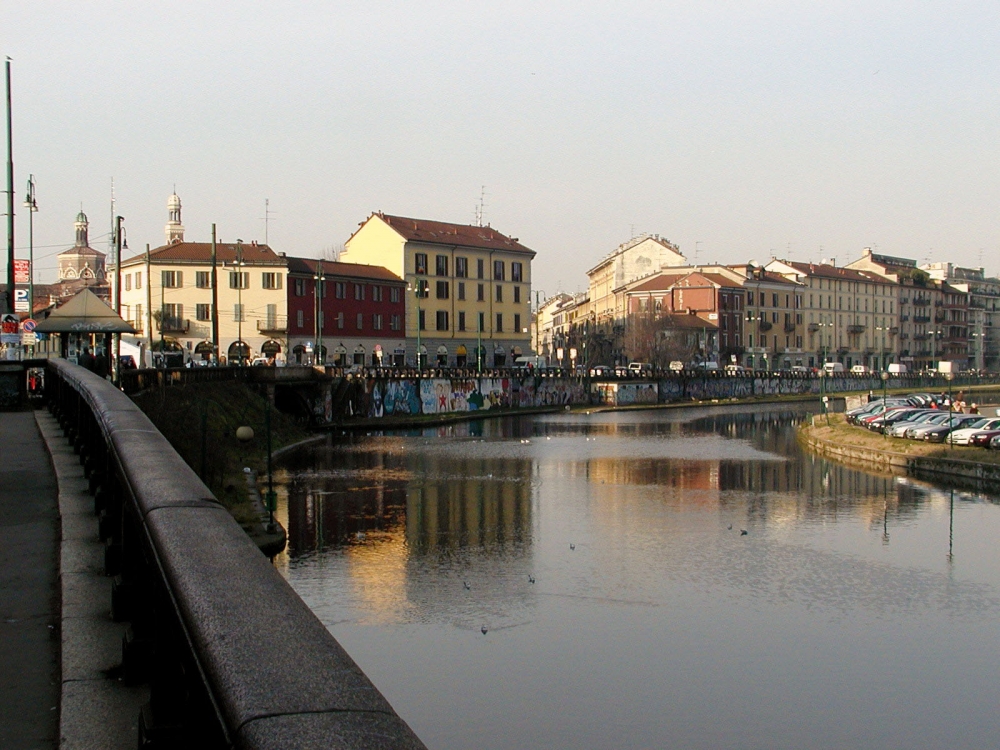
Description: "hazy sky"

(3, 1), (999, 295)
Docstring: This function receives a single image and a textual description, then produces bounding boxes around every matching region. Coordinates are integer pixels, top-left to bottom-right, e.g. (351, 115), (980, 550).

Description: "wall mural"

(325, 373), (924, 422)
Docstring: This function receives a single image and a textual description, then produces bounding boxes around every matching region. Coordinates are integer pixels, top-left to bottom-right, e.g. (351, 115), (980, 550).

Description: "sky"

(3, 1), (1000, 296)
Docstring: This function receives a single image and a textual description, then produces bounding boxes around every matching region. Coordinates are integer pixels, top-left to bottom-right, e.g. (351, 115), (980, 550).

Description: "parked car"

(904, 413), (958, 439)
(968, 428), (1000, 448)
(628, 362), (654, 375)
(947, 418), (1000, 446)
(922, 415), (983, 442)
(589, 365), (612, 377)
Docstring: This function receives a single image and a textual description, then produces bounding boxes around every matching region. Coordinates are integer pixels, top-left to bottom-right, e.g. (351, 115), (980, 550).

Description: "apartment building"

(342, 213), (534, 367)
(730, 265), (804, 369)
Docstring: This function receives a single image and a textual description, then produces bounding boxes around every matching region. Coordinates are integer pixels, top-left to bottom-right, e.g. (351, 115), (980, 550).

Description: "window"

(477, 258), (484, 279)
(436, 255), (449, 276)
(124, 275), (131, 292)
(233, 303), (245, 322)
(357, 313), (363, 330)
(335, 282), (346, 299)
(458, 311), (466, 331)
(416, 279), (429, 298)
(514, 313), (521, 333)
(262, 272), (282, 290)
(496, 285), (503, 303)
(135, 304), (142, 330)
(415, 253), (428, 275)
(196, 272), (212, 289)
(229, 271), (248, 289)
(390, 314), (401, 331)
(418, 309), (426, 331)
(163, 304), (183, 327)
(294, 278), (306, 296)
(436, 310), (449, 331)
(494, 260), (505, 280)
(373, 314), (383, 330)
(135, 272), (142, 290)
(372, 285), (383, 302)
(336, 312), (344, 329)
(747, 291), (754, 305)
(390, 287), (400, 303)
(296, 310), (304, 327)
(772, 293), (778, 307)
(456, 257), (468, 278)
(512, 262), (523, 282)
(514, 286), (521, 304)
(436, 281), (449, 299)
(477, 284), (485, 302)
(354, 283), (365, 300)
(196, 304), (212, 321)
(457, 282), (465, 301)
(162, 271), (182, 288)
(495, 313), (503, 332)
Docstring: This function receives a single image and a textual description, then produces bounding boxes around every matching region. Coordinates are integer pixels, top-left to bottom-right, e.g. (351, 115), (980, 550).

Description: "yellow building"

(117, 194), (288, 363)
(342, 212), (535, 367)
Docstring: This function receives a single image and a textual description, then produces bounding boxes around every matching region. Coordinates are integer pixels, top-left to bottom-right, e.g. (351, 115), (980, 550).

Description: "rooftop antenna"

(261, 198), (276, 245)
(109, 178), (116, 257)
(474, 186), (486, 227)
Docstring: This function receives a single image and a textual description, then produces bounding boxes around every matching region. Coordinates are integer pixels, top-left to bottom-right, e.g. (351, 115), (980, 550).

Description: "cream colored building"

(342, 212), (535, 367)
(117, 195), (288, 363)
(585, 234), (687, 363)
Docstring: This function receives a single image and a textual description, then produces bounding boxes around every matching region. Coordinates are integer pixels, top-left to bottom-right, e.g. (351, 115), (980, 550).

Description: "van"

(823, 362), (845, 374)
(628, 362), (653, 375)
(887, 363), (908, 374)
(698, 361), (719, 371)
(514, 355), (548, 370)
(850, 365), (869, 374)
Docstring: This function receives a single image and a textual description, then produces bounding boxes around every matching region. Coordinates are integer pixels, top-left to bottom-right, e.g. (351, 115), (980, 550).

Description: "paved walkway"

(1, 409), (147, 750)
(0, 410), (60, 749)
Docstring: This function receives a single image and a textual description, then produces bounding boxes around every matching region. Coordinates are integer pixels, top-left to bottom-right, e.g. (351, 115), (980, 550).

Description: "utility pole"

(314, 259), (323, 366)
(113, 215), (124, 383)
(236, 239), (244, 366)
(211, 225), (219, 362)
(145, 244), (152, 356)
(5, 59), (14, 314)
(23, 175), (36, 318)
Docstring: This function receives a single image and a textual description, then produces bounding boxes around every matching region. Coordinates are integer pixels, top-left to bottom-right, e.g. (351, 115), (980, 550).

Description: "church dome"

(76, 210), (87, 223)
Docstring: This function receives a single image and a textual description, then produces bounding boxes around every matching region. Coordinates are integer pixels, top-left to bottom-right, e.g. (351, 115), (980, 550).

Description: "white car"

(947, 418), (1000, 445)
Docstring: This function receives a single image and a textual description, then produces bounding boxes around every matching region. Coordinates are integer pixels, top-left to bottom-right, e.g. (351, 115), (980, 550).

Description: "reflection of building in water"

(282, 440), (533, 556)
(406, 456), (532, 552)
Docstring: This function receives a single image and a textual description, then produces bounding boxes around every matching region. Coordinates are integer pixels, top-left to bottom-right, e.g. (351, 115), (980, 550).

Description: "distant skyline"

(4, 2), (1000, 297)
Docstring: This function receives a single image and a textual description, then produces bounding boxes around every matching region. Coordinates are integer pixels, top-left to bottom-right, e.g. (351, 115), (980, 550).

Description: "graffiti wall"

(325, 372), (928, 421)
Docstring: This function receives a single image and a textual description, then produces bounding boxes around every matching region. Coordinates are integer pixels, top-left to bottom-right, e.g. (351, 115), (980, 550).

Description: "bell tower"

(165, 192), (185, 244)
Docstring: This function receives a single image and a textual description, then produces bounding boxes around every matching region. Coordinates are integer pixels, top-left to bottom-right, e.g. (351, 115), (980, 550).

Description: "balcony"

(758, 321), (773, 332)
(934, 300), (943, 307)
(157, 317), (189, 333)
(807, 322), (820, 332)
(934, 314), (946, 323)
(913, 298), (930, 306)
(900, 333), (909, 340)
(847, 324), (865, 334)
(257, 316), (288, 334)
(900, 298), (910, 304)
(783, 322), (796, 333)
(900, 315), (909, 322)
(914, 315), (930, 323)
(889, 326), (899, 335)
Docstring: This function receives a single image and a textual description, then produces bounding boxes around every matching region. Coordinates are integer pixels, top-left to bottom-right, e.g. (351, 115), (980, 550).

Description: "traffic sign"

(21, 318), (36, 333)
(1, 314), (19, 345)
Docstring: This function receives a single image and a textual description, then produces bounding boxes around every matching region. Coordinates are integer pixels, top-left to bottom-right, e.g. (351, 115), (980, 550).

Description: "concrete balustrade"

(45, 359), (427, 750)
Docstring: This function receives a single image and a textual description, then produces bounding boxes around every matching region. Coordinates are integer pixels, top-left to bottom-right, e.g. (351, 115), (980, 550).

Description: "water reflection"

(274, 405), (1000, 750)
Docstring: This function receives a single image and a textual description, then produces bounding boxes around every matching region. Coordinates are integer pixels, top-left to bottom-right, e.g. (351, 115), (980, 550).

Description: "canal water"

(272, 405), (1000, 750)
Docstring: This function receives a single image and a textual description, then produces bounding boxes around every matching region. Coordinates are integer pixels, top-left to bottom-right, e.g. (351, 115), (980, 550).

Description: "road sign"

(21, 332), (37, 346)
(21, 318), (36, 333)
(14, 289), (28, 312)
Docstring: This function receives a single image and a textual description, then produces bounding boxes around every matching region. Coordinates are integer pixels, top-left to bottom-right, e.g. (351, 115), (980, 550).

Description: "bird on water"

(740, 529), (748, 536)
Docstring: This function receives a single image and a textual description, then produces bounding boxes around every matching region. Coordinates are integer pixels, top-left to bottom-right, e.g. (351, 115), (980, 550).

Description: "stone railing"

(45, 359), (426, 749)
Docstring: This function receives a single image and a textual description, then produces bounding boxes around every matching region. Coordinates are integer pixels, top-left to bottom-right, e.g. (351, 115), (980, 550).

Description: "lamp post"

(947, 371), (954, 450)
(534, 289), (547, 359)
(314, 259), (323, 366)
(881, 370), (889, 440)
(819, 369), (830, 425)
(408, 281), (423, 370)
(22, 175), (37, 318)
(236, 239), (244, 366)
(113, 215), (125, 384)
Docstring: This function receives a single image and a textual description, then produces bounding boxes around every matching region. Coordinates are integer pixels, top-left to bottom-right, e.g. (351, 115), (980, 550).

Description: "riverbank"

(798, 413), (1000, 487)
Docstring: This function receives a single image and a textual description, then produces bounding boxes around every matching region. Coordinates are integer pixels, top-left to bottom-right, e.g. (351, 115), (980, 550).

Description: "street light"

(314, 259), (324, 367)
(408, 281), (424, 371)
(22, 175), (37, 318)
(946, 371), (954, 450)
(881, 370), (889, 440)
(236, 239), (245, 366)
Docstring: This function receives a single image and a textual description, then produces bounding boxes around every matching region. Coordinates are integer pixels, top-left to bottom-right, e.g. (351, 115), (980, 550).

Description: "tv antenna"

(261, 198), (277, 245)
(474, 186), (487, 227)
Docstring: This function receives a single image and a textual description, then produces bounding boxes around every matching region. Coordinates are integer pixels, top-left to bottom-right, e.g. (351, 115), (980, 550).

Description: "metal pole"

(236, 239), (243, 366)
(145, 244), (152, 356)
(316, 259), (323, 367)
(416, 282), (421, 371)
(23, 174), (36, 318)
(211, 224), (219, 363)
(265, 398), (275, 530)
(5, 59), (14, 314)
(114, 215), (123, 385)
(477, 312), (482, 374)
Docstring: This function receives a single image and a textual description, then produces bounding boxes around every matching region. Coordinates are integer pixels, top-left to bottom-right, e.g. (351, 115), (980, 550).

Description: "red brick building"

(286, 258), (405, 366)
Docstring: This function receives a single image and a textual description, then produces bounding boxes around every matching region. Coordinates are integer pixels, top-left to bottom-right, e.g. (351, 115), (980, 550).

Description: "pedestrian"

(93, 348), (109, 379)
(78, 346), (95, 371)
(970, 403), (980, 414)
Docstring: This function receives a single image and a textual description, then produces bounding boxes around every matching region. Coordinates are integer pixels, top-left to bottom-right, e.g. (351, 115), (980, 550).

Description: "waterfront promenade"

(1, 410), (59, 749)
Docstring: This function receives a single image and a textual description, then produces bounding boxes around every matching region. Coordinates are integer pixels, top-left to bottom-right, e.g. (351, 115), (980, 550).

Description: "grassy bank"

(131, 381), (312, 528)
(800, 413), (1000, 465)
